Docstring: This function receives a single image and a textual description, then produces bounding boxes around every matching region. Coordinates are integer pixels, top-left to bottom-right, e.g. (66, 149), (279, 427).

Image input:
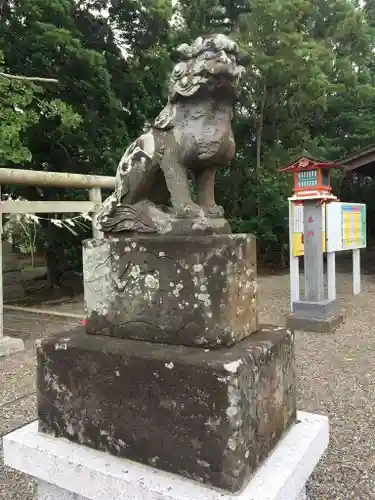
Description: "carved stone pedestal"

(83, 235), (258, 348)
(36, 325), (296, 493)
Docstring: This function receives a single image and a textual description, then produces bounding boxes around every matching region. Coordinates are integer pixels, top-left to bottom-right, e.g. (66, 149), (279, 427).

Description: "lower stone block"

(37, 326), (296, 493)
(292, 299), (339, 319)
(286, 313), (343, 333)
(287, 299), (343, 333)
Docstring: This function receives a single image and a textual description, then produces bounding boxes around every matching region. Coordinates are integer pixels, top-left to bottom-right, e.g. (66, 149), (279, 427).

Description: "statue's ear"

(237, 49), (251, 66)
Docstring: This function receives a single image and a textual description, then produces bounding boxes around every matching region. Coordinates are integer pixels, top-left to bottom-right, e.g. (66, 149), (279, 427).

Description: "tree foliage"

(1, 0), (375, 274)
(0, 0), (171, 283)
(173, 0), (375, 263)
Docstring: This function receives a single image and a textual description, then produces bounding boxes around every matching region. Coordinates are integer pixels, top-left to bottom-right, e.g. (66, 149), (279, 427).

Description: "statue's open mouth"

(204, 62), (243, 82)
(202, 70), (241, 89)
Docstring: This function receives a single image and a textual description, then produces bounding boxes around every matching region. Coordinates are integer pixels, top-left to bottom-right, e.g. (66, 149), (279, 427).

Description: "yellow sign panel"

(291, 202), (326, 257)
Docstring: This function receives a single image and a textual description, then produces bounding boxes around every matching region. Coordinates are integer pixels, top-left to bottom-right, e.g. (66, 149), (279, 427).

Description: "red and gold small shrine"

(279, 156), (340, 200)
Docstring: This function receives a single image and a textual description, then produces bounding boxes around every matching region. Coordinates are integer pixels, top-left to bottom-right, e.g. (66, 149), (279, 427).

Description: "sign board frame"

(326, 202), (366, 253)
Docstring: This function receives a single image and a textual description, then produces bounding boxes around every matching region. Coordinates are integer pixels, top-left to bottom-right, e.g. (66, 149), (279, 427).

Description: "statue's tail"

(97, 199), (159, 233)
(96, 130), (162, 233)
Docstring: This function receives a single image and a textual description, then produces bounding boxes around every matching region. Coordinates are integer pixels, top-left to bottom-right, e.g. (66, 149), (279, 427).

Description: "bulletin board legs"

(353, 249), (361, 295)
(327, 252), (336, 301)
(290, 256), (300, 311)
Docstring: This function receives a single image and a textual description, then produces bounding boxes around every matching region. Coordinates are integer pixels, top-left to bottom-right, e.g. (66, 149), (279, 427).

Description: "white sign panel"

(293, 204), (304, 233)
(326, 202), (366, 252)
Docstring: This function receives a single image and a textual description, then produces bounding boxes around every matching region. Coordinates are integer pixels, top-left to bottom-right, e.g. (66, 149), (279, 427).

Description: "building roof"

(279, 156), (339, 173)
(339, 144), (375, 177)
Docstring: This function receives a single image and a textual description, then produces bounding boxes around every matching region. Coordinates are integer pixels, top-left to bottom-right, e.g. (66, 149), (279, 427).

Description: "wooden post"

(0, 185), (24, 354)
(303, 200), (324, 301)
(0, 168), (114, 356)
(0, 168), (114, 189)
(89, 188), (103, 239)
(0, 185), (3, 338)
(289, 200), (300, 311)
(327, 252), (336, 301)
(353, 248), (361, 295)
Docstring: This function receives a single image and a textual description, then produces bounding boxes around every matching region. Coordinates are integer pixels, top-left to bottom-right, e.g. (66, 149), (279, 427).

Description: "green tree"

(0, 64), (38, 164)
(0, 50), (69, 165)
(0, 0), (172, 284)
(3, 0), (375, 271)
(174, 0), (375, 264)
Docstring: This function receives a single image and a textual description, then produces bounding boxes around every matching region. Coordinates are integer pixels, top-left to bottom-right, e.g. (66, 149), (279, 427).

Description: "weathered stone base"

(287, 298), (343, 333)
(292, 299), (339, 318)
(286, 314), (343, 333)
(287, 299), (343, 333)
(37, 326), (295, 493)
(3, 412), (329, 500)
(0, 335), (24, 357)
(83, 234), (258, 348)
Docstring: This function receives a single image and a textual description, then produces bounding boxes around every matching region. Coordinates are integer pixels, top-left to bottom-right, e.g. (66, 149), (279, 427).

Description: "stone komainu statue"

(97, 34), (247, 235)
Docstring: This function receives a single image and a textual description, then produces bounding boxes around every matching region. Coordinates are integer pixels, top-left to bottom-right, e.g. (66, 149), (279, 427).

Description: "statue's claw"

(173, 203), (205, 218)
(204, 204), (225, 218)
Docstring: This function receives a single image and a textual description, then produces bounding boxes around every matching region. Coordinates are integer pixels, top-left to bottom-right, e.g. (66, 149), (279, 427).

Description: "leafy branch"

(0, 72), (58, 83)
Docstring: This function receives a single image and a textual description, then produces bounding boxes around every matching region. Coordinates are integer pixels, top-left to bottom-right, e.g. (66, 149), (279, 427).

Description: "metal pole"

(89, 188), (103, 239)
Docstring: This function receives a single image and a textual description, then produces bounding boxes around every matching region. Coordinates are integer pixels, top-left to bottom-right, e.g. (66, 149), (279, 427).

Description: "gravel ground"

(260, 271), (375, 499)
(0, 312), (81, 500)
(1, 271), (375, 499)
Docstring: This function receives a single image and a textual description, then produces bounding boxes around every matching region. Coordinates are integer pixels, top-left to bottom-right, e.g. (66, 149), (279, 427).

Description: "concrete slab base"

(288, 298), (344, 333)
(0, 335), (24, 357)
(36, 483), (308, 500)
(3, 412), (329, 500)
(292, 299), (339, 318)
(37, 482), (309, 500)
(286, 314), (343, 333)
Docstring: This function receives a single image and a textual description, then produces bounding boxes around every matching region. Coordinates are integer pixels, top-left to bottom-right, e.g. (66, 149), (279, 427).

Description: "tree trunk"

(256, 82), (267, 261)
(31, 248), (35, 268)
(256, 82), (267, 215)
(41, 219), (61, 288)
(46, 247), (60, 287)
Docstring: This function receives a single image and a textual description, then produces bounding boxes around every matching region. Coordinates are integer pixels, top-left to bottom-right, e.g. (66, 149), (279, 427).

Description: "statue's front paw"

(205, 204), (225, 218)
(174, 203), (205, 218)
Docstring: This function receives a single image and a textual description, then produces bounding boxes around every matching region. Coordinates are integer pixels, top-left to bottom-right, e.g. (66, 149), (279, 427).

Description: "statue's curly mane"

(170, 34), (245, 99)
(153, 34), (245, 130)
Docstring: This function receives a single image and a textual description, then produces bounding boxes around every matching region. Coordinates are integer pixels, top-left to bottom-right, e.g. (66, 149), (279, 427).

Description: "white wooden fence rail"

(0, 167), (115, 339)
